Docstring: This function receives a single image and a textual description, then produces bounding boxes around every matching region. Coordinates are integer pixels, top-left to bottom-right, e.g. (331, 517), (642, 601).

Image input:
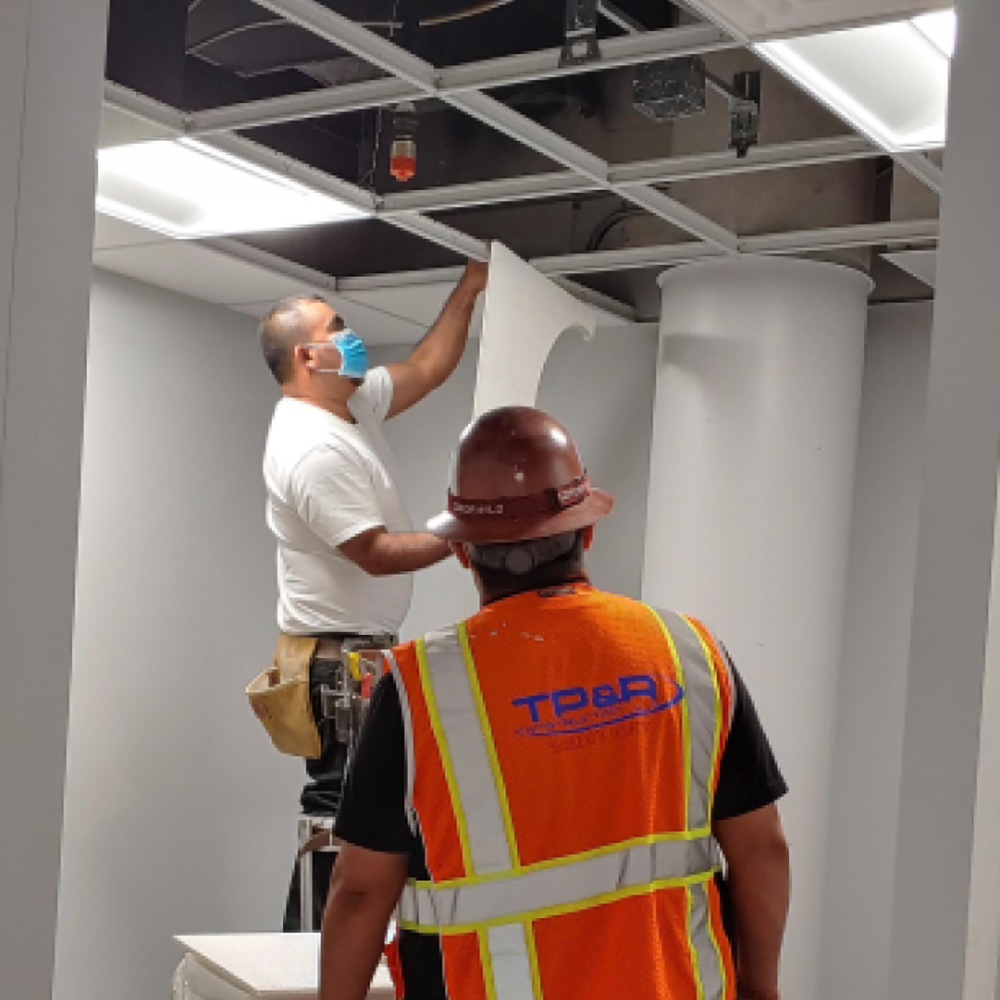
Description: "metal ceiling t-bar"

(189, 77), (418, 135)
(205, 234), (637, 321)
(248, 0), (740, 252)
(378, 134), (876, 215)
(187, 22), (735, 135)
(895, 152), (944, 195)
(332, 217), (940, 288)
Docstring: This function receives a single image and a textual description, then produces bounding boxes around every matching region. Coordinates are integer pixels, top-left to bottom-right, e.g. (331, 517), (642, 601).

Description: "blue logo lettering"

(511, 673), (684, 738)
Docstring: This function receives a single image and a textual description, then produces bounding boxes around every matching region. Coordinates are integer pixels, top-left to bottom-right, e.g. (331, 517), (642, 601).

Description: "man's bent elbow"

(714, 803), (789, 872)
(338, 528), (392, 577)
(761, 826), (790, 873)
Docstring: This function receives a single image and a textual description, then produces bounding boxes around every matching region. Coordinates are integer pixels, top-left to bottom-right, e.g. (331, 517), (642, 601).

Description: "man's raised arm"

(338, 526), (450, 576)
(385, 258), (489, 419)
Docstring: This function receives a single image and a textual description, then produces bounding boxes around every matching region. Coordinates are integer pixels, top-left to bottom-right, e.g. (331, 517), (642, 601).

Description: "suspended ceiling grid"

(97, 0), (946, 335)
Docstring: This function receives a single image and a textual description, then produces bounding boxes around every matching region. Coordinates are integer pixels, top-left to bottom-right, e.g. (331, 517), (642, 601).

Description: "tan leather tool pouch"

(246, 634), (321, 759)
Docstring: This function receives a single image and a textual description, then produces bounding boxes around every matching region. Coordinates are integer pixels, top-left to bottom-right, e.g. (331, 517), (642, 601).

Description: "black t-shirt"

(335, 643), (785, 999)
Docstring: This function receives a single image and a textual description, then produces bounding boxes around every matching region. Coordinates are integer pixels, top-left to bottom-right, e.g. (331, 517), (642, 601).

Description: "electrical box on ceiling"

(685, 0), (950, 39)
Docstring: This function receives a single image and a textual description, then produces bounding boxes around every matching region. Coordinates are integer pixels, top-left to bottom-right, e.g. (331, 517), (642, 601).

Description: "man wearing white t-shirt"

(258, 259), (487, 928)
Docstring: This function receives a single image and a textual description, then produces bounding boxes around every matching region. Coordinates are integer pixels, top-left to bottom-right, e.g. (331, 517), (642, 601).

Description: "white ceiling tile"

(98, 104), (176, 149)
(883, 249), (938, 288)
(686, 0), (947, 39)
(339, 283), (458, 328)
(341, 286), (486, 342)
(93, 212), (170, 251)
(93, 241), (313, 305)
(91, 239), (628, 343)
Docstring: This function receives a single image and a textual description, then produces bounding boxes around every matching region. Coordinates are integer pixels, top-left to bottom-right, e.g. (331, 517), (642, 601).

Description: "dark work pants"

(282, 657), (348, 932)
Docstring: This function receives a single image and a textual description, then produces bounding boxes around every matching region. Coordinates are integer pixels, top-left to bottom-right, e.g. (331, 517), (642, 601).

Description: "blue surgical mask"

(332, 328), (368, 379)
(308, 328), (369, 379)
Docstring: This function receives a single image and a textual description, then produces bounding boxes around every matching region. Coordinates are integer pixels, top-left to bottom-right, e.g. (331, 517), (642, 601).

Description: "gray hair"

(258, 294), (328, 384)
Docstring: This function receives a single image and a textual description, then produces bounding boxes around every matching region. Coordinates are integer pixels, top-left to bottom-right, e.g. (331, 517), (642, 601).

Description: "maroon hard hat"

(427, 406), (614, 544)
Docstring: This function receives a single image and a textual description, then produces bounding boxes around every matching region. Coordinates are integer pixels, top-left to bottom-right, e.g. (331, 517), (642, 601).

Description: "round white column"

(642, 257), (871, 1000)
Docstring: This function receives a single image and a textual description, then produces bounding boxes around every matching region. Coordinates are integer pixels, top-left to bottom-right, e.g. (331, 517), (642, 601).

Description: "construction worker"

(321, 406), (790, 1000)
(257, 259), (488, 929)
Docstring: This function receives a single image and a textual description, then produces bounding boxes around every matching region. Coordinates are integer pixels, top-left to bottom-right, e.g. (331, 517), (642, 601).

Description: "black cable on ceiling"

(420, 0), (521, 27)
(586, 207), (645, 252)
(188, 0), (522, 35)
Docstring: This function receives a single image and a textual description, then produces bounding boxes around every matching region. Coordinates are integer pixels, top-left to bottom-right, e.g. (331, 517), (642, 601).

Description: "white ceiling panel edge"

(681, 0), (951, 41)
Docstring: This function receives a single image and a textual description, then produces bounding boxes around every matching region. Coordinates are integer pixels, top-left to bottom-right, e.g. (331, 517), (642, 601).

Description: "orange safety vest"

(386, 585), (736, 1000)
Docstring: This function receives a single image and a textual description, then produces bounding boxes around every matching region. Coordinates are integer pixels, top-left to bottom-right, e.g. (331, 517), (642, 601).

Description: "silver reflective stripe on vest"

(417, 627), (528, 996)
(488, 925), (535, 1000)
(398, 835), (718, 928)
(688, 881), (726, 1000)
(421, 628), (512, 874)
(657, 610), (719, 831)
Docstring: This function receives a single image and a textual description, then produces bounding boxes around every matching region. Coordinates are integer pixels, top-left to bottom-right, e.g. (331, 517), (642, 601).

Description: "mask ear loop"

(301, 340), (346, 376)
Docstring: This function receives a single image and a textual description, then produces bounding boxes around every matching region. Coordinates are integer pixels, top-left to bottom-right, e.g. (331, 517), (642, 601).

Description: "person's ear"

(295, 343), (317, 371)
(452, 542), (472, 569)
(582, 525), (595, 551)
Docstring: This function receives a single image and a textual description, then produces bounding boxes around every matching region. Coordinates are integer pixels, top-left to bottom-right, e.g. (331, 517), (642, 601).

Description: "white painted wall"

(965, 463), (1000, 1000)
(819, 301), (933, 1000)
(889, 3), (1000, 995)
(0, 1), (108, 997)
(55, 272), (302, 1000)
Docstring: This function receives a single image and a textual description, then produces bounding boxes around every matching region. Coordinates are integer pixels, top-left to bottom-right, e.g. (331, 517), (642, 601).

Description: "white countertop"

(175, 932), (394, 999)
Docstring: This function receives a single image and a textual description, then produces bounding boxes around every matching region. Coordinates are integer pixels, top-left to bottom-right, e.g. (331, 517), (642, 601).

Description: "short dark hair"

(258, 294), (327, 384)
(466, 530), (586, 595)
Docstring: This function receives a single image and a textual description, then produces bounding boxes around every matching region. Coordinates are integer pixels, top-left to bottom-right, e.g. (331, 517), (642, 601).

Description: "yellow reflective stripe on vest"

(682, 615), (726, 815)
(413, 634), (475, 873)
(652, 609), (722, 831)
(653, 609), (728, 1000)
(687, 881), (727, 1000)
(399, 833), (718, 930)
(458, 623), (521, 868)
(418, 628), (514, 874)
(650, 609), (694, 829)
(417, 627), (535, 997)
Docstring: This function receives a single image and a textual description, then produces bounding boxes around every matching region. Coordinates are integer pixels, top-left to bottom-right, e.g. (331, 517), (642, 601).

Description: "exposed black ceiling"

(103, 0), (937, 308)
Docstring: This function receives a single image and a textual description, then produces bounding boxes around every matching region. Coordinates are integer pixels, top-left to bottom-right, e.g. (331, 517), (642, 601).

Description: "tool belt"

(246, 632), (396, 760)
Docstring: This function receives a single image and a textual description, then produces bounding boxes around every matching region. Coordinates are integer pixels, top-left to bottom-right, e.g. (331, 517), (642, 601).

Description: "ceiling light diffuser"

(96, 138), (368, 239)
(912, 9), (957, 57)
(757, 14), (953, 152)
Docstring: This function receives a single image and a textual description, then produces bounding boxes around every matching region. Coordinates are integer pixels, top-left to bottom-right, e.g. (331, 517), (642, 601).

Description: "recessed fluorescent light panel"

(757, 9), (956, 152)
(912, 9), (957, 57)
(96, 138), (368, 239)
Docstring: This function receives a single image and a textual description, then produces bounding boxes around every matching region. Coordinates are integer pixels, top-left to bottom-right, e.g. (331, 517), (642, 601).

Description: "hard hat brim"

(426, 488), (614, 545)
